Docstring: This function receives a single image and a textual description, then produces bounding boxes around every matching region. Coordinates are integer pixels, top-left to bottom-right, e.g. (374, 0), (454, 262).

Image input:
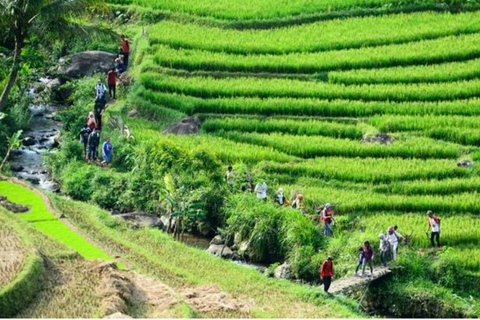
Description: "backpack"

(433, 216), (440, 225)
(80, 127), (91, 141)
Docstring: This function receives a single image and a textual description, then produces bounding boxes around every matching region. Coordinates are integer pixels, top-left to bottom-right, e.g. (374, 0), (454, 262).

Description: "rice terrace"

(1, 0), (480, 318)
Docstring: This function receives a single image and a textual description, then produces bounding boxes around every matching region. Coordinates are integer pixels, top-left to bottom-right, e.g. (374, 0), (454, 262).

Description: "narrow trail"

(329, 266), (392, 294)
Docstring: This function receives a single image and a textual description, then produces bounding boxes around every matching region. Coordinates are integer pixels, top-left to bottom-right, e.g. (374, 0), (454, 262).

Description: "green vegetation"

(0, 181), (114, 261)
(0, 208), (43, 318)
(3, 0), (480, 316)
(149, 12), (480, 54)
(151, 32), (480, 73)
(51, 194), (363, 318)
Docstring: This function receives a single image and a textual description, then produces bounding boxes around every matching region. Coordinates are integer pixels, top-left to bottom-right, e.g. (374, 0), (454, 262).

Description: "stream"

(10, 79), (60, 192)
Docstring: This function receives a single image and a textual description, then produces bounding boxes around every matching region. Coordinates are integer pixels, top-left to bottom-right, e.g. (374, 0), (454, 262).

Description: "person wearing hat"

(320, 256), (334, 293)
(321, 203), (334, 237)
(426, 210), (441, 249)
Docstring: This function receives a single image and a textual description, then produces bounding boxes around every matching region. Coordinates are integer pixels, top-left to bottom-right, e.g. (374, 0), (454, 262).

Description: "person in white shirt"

(387, 226), (404, 260)
(426, 210), (441, 249)
(277, 188), (286, 205)
(94, 79), (107, 103)
(225, 165), (235, 185)
(254, 182), (267, 201)
(379, 234), (389, 267)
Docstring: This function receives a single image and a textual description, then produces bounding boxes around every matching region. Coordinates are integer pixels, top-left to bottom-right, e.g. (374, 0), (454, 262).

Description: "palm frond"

(34, 17), (117, 42)
(40, 0), (108, 19)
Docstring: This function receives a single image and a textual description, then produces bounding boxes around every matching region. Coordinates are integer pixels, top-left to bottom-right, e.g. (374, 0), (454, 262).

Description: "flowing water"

(10, 80), (61, 192)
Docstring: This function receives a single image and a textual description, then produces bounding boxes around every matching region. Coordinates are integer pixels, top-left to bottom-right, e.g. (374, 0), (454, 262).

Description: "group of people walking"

(321, 210), (442, 293)
(78, 36), (130, 166)
(225, 166), (336, 237)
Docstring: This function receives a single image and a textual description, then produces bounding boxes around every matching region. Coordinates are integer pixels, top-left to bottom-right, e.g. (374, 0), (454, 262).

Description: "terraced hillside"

(105, 0), (480, 315)
(24, 0), (477, 317)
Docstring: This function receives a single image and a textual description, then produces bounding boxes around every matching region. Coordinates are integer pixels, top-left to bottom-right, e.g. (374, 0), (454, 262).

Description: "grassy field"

(118, 3), (480, 316)
(0, 181), (114, 261)
(29, 0), (480, 317)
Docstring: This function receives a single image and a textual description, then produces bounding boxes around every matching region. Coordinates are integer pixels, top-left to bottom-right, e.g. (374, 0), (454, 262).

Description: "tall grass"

(263, 157), (466, 183)
(151, 33), (480, 73)
(374, 177), (480, 196)
(142, 72), (480, 102)
(329, 57), (480, 84)
(140, 90), (480, 117)
(149, 12), (480, 54)
(214, 131), (468, 159)
(106, 0), (435, 21)
(202, 117), (364, 139)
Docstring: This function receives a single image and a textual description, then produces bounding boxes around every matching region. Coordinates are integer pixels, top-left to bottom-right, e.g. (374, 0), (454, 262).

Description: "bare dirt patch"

(361, 132), (396, 145)
(181, 285), (252, 314)
(92, 261), (179, 318)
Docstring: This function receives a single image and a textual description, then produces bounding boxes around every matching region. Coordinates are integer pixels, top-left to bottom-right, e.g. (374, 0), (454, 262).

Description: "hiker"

(79, 125), (91, 159)
(115, 57), (126, 74)
(87, 128), (101, 161)
(320, 256), (334, 293)
(354, 247), (364, 276)
(291, 193), (304, 212)
(101, 137), (113, 165)
(426, 210), (441, 249)
(277, 188), (289, 206)
(94, 79), (107, 104)
(321, 203), (335, 237)
(387, 226), (405, 260)
(87, 111), (97, 130)
(379, 234), (389, 267)
(361, 240), (375, 277)
(94, 100), (104, 130)
(254, 181), (267, 201)
(120, 35), (130, 68)
(225, 165), (235, 185)
(107, 68), (117, 100)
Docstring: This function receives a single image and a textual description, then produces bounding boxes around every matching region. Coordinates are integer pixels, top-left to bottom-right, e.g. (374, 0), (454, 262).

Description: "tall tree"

(0, 0), (108, 111)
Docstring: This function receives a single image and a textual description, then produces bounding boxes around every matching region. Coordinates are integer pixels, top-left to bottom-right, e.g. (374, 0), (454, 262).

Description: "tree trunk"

(0, 149), (12, 173)
(0, 36), (24, 112)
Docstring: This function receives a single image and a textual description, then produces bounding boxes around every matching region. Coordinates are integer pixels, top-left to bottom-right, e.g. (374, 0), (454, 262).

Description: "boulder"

(0, 197), (30, 213)
(361, 132), (396, 145)
(237, 241), (251, 257)
(10, 164), (24, 172)
(25, 177), (40, 185)
(210, 235), (224, 246)
(207, 244), (233, 259)
(274, 263), (292, 280)
(116, 212), (159, 228)
(58, 51), (116, 79)
(457, 160), (473, 167)
(51, 132), (61, 149)
(163, 117), (201, 135)
(127, 109), (138, 118)
(22, 136), (36, 147)
(197, 221), (211, 237)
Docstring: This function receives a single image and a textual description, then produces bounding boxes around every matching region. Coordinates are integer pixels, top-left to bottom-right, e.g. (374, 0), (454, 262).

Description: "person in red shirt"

(320, 256), (334, 293)
(121, 35), (130, 68)
(107, 68), (117, 100)
(321, 203), (335, 237)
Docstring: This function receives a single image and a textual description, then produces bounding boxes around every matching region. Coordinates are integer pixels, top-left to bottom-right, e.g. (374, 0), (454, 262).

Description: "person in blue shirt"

(101, 137), (113, 166)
